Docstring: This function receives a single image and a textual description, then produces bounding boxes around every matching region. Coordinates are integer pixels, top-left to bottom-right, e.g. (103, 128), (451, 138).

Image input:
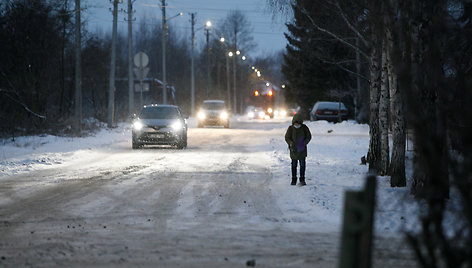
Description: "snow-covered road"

(0, 117), (417, 267)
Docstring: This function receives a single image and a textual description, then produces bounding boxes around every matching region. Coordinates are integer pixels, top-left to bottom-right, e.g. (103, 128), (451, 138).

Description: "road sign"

(134, 67), (150, 81)
(134, 52), (149, 68)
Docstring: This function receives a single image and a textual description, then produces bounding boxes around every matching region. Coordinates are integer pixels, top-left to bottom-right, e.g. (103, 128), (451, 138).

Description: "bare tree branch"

(297, 3), (369, 59)
(320, 59), (370, 81)
(334, 0), (370, 47)
(0, 71), (47, 120)
(0, 88), (46, 119)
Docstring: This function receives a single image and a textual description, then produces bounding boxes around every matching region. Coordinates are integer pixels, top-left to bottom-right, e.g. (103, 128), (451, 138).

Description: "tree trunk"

(367, 40), (382, 174)
(385, 10), (406, 187)
(379, 40), (390, 176)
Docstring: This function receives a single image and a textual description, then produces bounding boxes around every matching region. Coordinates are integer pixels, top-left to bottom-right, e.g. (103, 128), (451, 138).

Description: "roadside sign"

(133, 52), (149, 68)
(134, 67), (150, 81)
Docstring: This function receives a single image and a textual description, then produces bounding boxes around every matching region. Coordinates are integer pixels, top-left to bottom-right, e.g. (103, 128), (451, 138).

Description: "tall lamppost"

(220, 37), (232, 110)
(205, 21), (212, 97)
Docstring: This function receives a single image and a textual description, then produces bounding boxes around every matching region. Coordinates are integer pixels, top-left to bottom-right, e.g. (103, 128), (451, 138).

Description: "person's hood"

(292, 113), (303, 125)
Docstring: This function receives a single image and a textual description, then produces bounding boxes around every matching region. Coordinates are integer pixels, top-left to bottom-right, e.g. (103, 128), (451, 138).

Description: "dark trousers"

(291, 158), (306, 178)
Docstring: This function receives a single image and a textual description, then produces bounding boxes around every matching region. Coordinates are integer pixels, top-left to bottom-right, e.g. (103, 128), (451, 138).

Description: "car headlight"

(280, 109), (287, 116)
(133, 121), (143, 131)
(267, 107), (273, 113)
(220, 111), (229, 120)
(197, 111), (206, 120)
(171, 121), (183, 131)
(248, 111), (255, 118)
(258, 111), (265, 118)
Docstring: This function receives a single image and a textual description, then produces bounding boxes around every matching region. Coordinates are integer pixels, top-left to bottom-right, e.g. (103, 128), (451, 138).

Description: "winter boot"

(299, 177), (306, 186)
(291, 177), (297, 185)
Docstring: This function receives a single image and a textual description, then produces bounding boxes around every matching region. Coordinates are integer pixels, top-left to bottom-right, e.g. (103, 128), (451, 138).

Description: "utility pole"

(108, 0), (119, 127)
(225, 51), (230, 108)
(127, 0), (134, 116)
(206, 27), (210, 97)
(161, 0), (167, 104)
(190, 13), (196, 116)
(74, 0), (82, 134)
(233, 30), (238, 113)
(355, 38), (361, 121)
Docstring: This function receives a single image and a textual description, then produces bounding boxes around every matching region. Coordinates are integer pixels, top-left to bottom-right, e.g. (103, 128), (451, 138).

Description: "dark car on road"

(132, 104), (187, 149)
(310, 101), (348, 122)
(197, 100), (230, 128)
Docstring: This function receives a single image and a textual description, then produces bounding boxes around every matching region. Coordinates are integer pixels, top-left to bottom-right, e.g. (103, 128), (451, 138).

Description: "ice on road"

(0, 117), (417, 267)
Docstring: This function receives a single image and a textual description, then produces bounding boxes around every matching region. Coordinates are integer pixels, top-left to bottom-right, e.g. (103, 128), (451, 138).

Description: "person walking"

(285, 113), (312, 186)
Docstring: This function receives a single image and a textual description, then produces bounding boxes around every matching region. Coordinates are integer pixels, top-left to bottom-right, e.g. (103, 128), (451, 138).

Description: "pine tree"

(282, 0), (356, 119)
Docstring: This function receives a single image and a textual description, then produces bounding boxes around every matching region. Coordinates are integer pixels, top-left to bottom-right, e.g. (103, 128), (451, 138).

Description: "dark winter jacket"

(285, 114), (312, 160)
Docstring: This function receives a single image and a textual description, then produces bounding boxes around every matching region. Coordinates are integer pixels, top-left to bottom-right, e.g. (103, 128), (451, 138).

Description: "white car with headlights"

(132, 104), (187, 149)
(197, 100), (230, 128)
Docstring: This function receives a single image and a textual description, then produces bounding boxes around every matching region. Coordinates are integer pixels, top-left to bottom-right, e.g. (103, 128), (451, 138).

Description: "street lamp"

(228, 50), (238, 113)
(241, 56), (246, 61)
(205, 20), (212, 97)
(220, 37), (231, 107)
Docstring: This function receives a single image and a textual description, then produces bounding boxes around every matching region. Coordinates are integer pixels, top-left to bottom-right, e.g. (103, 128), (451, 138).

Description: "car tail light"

(315, 110), (322, 115)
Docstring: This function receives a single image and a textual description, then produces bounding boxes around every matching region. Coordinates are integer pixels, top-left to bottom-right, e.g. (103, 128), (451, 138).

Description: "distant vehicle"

(287, 105), (300, 116)
(197, 100), (230, 128)
(274, 108), (287, 117)
(310, 101), (348, 122)
(132, 104), (188, 149)
(254, 107), (267, 119)
(246, 106), (256, 119)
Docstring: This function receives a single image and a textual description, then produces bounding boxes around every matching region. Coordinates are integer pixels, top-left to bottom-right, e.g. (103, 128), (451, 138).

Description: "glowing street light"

(282, 84), (286, 88)
(251, 66), (255, 70)
(241, 56), (246, 61)
(266, 82), (270, 86)
(206, 20), (212, 27)
(236, 50), (240, 55)
(228, 51), (233, 57)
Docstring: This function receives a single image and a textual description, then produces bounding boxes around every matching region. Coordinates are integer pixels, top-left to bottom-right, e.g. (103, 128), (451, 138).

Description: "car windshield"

(140, 106), (180, 119)
(202, 102), (225, 110)
(317, 102), (346, 110)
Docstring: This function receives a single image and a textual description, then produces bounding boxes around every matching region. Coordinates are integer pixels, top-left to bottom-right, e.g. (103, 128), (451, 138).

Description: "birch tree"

(379, 40), (390, 176)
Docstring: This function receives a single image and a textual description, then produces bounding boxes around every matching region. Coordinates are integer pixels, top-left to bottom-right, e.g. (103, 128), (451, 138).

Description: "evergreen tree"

(282, 0), (356, 119)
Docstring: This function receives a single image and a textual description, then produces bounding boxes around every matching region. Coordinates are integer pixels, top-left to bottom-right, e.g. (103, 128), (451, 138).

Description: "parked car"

(287, 105), (300, 116)
(197, 100), (230, 128)
(132, 104), (187, 149)
(310, 101), (348, 122)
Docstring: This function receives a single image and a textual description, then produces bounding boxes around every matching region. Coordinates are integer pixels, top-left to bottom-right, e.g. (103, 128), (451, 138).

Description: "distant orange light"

(254, 90), (260, 96)
(268, 90), (273, 97)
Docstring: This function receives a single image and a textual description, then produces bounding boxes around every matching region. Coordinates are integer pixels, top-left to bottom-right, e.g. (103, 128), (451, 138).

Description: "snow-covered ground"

(0, 116), (418, 235)
(0, 116), (418, 266)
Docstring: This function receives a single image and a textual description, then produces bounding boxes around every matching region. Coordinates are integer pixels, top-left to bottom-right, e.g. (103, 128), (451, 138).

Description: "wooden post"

(339, 175), (376, 268)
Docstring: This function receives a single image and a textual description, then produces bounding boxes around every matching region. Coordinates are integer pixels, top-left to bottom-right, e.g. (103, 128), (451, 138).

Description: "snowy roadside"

(0, 117), (420, 239)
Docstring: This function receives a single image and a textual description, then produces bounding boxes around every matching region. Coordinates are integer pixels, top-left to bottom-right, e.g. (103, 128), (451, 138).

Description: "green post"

(339, 175), (376, 268)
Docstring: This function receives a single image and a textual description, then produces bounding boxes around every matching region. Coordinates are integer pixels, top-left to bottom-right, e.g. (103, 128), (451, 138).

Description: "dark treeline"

(270, 0), (472, 266)
(0, 1), (266, 136)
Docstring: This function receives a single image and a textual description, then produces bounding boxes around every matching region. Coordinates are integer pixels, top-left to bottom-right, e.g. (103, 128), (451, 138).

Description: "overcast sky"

(84, 0), (291, 58)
